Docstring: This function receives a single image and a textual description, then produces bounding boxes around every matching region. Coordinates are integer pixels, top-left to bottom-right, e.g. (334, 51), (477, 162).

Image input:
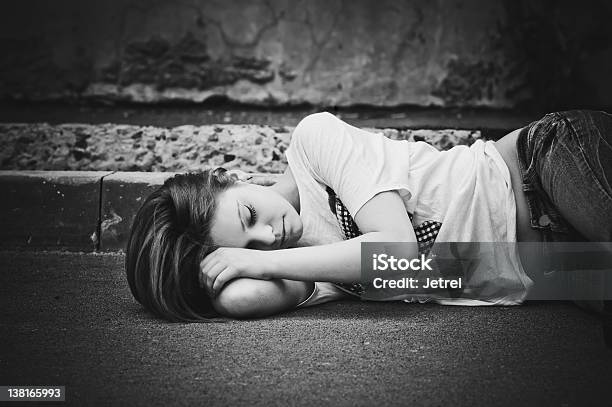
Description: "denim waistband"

(515, 113), (576, 243)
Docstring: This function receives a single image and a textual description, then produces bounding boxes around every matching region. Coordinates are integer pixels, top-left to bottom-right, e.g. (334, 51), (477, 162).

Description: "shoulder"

(292, 112), (339, 146)
(288, 112), (342, 173)
(294, 111), (338, 132)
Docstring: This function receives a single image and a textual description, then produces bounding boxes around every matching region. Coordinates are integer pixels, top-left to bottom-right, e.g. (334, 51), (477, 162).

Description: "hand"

(245, 174), (279, 186)
(227, 170), (280, 186)
(199, 247), (273, 297)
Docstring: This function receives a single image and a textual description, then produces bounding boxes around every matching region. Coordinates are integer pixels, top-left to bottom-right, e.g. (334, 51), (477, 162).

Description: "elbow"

(375, 230), (419, 257)
(211, 279), (262, 319)
(211, 278), (307, 319)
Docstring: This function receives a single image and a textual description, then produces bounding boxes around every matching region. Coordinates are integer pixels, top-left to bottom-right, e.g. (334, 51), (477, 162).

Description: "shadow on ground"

(1, 251), (611, 406)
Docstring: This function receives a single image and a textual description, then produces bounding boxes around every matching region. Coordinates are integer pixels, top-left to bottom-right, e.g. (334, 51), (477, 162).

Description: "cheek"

(210, 222), (241, 248)
(214, 234), (247, 249)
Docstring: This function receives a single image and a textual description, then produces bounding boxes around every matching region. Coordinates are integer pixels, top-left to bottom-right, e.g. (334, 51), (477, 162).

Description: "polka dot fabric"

(325, 186), (442, 296)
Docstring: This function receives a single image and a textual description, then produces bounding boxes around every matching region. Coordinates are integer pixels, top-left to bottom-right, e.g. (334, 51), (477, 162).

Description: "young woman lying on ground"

(125, 110), (612, 322)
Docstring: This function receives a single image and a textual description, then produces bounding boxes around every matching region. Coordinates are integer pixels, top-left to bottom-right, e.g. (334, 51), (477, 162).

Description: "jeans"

(517, 111), (612, 304)
(516, 110), (612, 244)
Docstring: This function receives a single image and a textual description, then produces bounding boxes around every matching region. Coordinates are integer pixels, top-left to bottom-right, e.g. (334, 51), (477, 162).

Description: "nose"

(248, 224), (276, 249)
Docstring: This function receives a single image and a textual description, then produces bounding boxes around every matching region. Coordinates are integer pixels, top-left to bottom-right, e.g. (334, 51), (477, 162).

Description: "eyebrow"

(236, 200), (245, 232)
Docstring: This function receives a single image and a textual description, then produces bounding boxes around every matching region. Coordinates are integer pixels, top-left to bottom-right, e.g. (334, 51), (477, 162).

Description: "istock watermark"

(369, 252), (461, 290)
(371, 253), (433, 271)
(359, 242), (612, 302)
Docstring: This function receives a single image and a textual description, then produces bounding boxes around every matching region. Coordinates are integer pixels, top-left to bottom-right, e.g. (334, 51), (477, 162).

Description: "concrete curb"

(0, 170), (280, 252)
(1, 171), (111, 252)
(100, 171), (177, 251)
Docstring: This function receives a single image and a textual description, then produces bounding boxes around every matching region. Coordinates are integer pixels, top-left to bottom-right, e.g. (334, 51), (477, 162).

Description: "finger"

(198, 259), (217, 289)
(227, 169), (249, 181)
(199, 257), (213, 288)
(199, 248), (229, 291)
(248, 176), (277, 186)
(211, 267), (237, 297)
(199, 249), (222, 279)
(203, 261), (226, 295)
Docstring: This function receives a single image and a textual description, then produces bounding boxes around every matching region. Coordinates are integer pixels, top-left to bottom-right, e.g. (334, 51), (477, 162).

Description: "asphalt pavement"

(1, 251), (611, 406)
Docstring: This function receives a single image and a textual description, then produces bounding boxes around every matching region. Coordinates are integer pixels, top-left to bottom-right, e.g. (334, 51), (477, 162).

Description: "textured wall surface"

(2, 0), (611, 109)
(0, 123), (480, 173)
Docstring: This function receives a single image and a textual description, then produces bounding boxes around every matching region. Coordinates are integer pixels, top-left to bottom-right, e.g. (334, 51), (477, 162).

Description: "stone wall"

(0, 123), (480, 173)
(2, 0), (611, 110)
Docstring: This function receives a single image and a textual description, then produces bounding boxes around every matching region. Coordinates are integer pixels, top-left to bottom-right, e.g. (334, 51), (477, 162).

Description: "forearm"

(213, 278), (314, 318)
(265, 231), (417, 283)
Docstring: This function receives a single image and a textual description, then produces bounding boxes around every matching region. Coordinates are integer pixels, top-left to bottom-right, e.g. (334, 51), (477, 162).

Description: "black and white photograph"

(1, 0), (612, 406)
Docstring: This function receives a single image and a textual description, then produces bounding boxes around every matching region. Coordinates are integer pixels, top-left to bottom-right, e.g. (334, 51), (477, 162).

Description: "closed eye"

(246, 204), (257, 226)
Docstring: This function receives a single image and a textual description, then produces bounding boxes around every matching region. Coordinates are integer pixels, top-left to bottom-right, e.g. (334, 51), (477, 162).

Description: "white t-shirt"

(287, 112), (533, 307)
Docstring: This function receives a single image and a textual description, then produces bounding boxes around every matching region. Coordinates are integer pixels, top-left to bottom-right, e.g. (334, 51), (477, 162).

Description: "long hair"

(125, 168), (236, 322)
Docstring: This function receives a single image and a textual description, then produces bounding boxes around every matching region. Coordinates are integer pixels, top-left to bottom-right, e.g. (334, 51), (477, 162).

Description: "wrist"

(261, 249), (281, 279)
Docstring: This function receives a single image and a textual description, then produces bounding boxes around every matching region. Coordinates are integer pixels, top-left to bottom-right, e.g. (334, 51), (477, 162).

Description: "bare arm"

(202, 190), (417, 294)
(211, 278), (314, 318)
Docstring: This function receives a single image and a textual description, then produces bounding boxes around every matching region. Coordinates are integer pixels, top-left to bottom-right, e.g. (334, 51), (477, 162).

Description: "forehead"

(216, 182), (271, 206)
